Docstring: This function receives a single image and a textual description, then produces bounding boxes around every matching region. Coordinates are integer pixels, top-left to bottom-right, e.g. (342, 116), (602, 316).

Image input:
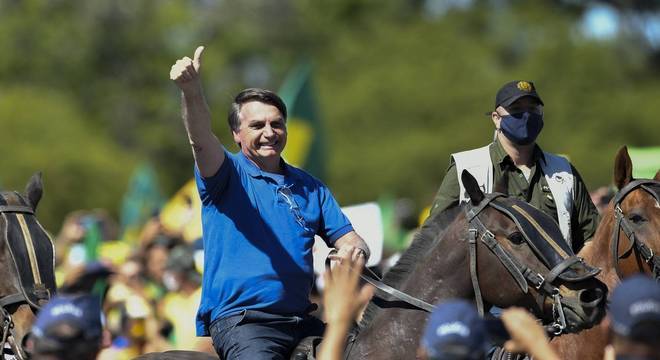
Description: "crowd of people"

(47, 210), (214, 358)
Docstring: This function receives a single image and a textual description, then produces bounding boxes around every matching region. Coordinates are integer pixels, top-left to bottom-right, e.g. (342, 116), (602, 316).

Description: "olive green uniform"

(430, 139), (600, 253)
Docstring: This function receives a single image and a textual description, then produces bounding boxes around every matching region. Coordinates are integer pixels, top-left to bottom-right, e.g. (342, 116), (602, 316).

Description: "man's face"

(492, 96), (543, 128)
(232, 101), (287, 163)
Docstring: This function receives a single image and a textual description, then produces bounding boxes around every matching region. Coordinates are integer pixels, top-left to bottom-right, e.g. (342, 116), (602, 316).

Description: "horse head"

(461, 170), (607, 335)
(0, 173), (56, 359)
(609, 146), (660, 279)
(349, 171), (609, 359)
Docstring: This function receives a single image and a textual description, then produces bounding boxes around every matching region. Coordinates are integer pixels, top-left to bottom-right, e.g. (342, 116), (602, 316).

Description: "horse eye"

(507, 232), (525, 245)
(628, 213), (646, 224)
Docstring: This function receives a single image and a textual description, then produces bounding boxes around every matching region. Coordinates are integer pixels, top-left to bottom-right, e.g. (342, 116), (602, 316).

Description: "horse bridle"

(611, 179), (660, 280)
(0, 201), (49, 359)
(340, 194), (587, 338)
(465, 193), (587, 335)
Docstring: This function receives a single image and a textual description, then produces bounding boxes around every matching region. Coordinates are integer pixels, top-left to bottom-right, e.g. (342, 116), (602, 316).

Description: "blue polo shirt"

(194, 149), (353, 336)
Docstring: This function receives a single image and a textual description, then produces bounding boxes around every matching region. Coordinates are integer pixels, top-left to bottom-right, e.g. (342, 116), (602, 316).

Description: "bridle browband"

(465, 193), (596, 335)
(611, 179), (660, 280)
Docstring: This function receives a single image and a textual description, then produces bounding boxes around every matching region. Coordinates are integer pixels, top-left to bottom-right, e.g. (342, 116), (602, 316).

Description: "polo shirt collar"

(492, 137), (546, 169)
(237, 151), (297, 182)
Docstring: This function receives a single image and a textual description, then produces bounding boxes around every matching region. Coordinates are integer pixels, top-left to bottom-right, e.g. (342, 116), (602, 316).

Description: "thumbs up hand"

(170, 46), (205, 93)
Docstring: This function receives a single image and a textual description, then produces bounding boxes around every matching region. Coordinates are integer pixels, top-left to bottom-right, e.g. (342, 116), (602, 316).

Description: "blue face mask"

(499, 111), (544, 145)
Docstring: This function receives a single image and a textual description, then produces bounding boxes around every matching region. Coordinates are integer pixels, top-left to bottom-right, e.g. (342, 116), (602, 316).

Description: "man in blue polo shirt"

(170, 46), (370, 359)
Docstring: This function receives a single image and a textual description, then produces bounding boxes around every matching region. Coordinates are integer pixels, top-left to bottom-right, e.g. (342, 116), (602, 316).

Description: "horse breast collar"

(0, 192), (56, 310)
(611, 179), (660, 280)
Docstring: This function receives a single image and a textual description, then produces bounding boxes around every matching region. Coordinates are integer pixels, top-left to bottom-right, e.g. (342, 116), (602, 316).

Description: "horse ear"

(461, 170), (485, 205)
(654, 170), (660, 181)
(613, 146), (633, 190)
(25, 172), (43, 211)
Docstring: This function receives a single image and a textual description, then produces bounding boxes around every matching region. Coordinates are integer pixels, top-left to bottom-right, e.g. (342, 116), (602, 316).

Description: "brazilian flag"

(279, 61), (325, 180)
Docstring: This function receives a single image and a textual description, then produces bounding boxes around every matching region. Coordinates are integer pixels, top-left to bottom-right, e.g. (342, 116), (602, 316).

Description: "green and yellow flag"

(119, 163), (164, 242)
(279, 61), (325, 180)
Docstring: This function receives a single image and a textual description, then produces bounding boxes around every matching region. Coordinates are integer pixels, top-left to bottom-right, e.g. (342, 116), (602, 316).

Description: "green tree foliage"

(0, 86), (135, 230)
(0, 0), (658, 231)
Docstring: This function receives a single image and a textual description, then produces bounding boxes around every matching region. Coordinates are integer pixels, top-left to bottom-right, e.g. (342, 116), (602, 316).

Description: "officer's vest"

(452, 145), (574, 247)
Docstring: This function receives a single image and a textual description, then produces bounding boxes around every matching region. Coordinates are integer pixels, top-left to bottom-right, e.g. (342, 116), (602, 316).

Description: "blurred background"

(1, 0), (659, 230)
(1, 0), (659, 356)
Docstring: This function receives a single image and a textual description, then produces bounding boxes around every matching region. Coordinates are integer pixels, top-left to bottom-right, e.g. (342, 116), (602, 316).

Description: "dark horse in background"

(552, 146), (660, 360)
(0, 173), (56, 359)
(342, 171), (608, 360)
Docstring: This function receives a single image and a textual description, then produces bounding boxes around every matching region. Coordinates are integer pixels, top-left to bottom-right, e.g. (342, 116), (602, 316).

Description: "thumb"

(193, 46), (205, 72)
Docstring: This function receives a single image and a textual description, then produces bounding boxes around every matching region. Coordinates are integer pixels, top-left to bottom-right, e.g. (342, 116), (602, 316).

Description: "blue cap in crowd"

(610, 274), (660, 337)
(421, 300), (488, 360)
(32, 294), (103, 341)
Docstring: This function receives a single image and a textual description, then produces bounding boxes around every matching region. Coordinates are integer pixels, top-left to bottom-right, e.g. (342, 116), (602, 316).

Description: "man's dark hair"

(227, 88), (287, 132)
(32, 322), (101, 360)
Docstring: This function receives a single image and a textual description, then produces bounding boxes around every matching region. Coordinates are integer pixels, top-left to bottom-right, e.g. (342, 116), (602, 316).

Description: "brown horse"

(552, 146), (660, 360)
(0, 173), (56, 359)
(343, 171), (608, 360)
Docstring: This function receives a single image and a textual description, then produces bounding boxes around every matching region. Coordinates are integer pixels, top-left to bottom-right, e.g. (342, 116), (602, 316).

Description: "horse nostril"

(579, 287), (605, 307)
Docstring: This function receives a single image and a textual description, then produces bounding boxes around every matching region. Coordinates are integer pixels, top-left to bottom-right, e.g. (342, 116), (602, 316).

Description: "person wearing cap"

(417, 301), (560, 360)
(417, 300), (490, 360)
(30, 294), (106, 360)
(430, 80), (599, 252)
(170, 46), (370, 359)
(604, 274), (660, 359)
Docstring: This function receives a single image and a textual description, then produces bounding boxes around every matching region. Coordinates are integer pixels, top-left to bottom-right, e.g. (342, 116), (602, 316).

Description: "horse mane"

(358, 204), (463, 330)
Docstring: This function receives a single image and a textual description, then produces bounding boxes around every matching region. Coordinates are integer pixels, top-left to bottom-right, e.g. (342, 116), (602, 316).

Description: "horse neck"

(350, 215), (473, 359)
(391, 219), (474, 300)
(579, 203), (619, 291)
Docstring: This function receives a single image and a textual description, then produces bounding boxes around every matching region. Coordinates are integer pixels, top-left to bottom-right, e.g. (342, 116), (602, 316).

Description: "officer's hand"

(170, 46), (205, 93)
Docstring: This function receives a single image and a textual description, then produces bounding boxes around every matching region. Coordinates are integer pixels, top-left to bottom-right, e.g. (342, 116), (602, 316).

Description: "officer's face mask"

(498, 111), (544, 145)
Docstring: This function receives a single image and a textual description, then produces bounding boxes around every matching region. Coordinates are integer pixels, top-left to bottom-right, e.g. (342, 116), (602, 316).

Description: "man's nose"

(264, 124), (275, 137)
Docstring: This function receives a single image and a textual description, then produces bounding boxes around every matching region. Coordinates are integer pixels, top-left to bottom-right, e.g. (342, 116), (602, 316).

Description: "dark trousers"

(209, 309), (325, 360)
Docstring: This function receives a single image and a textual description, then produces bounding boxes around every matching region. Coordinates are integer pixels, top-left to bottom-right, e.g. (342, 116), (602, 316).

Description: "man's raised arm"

(169, 45), (225, 177)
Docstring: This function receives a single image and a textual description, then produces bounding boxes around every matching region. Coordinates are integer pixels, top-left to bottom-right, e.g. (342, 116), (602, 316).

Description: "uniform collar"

(492, 137), (546, 168)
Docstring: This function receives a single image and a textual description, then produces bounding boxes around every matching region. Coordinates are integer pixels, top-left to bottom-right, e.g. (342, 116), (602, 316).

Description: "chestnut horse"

(344, 171), (607, 360)
(552, 146), (660, 360)
(0, 173), (56, 359)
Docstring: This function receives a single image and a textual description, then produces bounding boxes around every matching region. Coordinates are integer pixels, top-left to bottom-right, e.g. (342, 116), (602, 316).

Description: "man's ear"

(232, 131), (241, 147)
(491, 111), (501, 129)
